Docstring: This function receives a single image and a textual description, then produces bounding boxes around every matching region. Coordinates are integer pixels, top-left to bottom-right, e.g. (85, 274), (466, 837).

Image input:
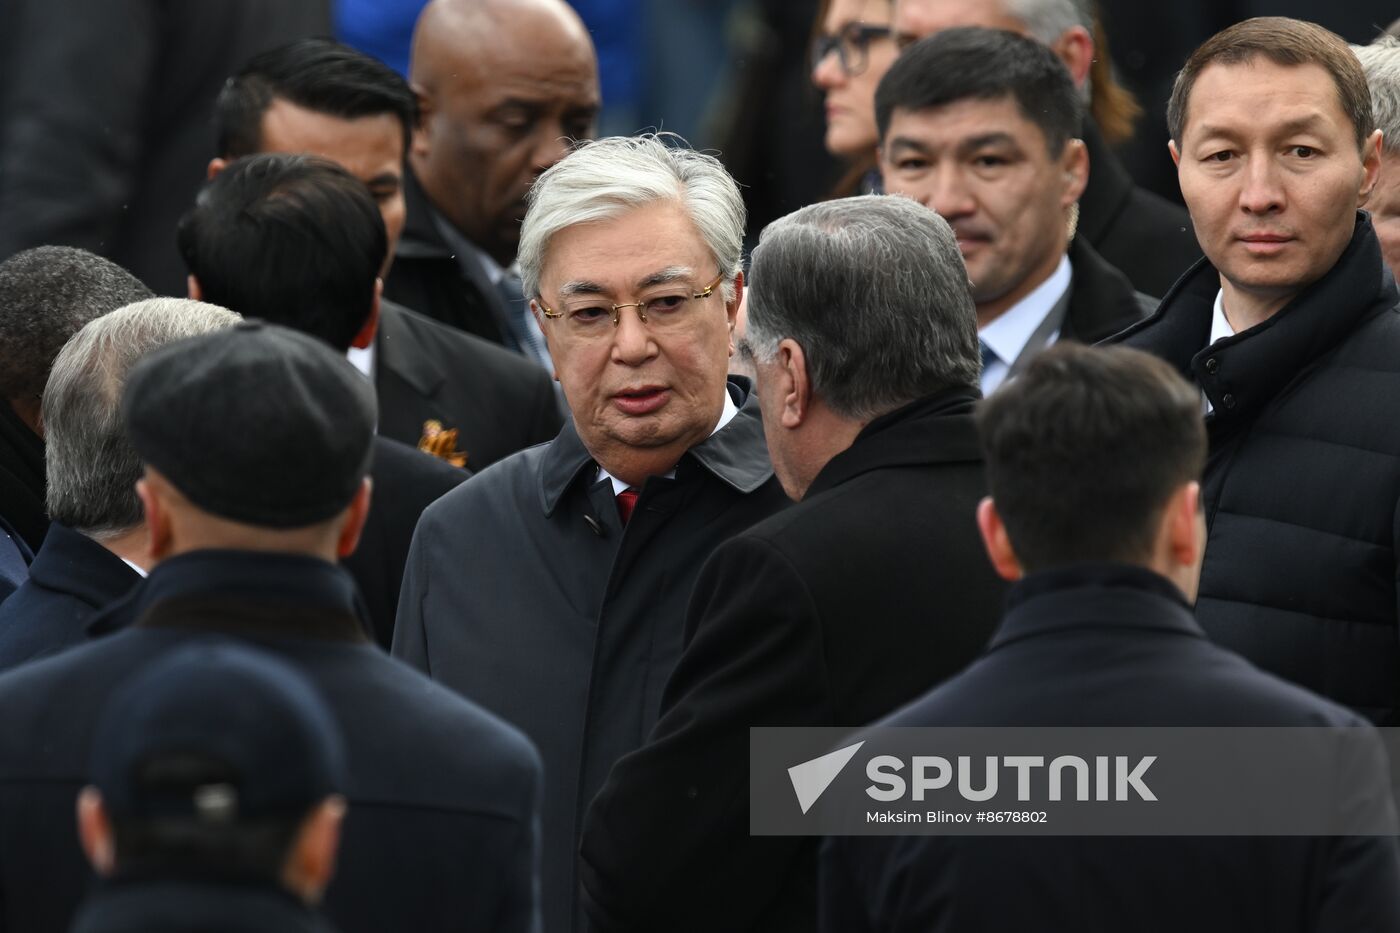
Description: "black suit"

(0, 515), (29, 608)
(822, 565), (1400, 933)
(343, 436), (466, 649)
(1063, 236), (1156, 343)
(579, 389), (1007, 933)
(71, 881), (337, 933)
(1079, 122), (1200, 298)
(0, 523), (140, 670)
(383, 170), (511, 345)
(374, 299), (560, 468)
(0, 550), (543, 933)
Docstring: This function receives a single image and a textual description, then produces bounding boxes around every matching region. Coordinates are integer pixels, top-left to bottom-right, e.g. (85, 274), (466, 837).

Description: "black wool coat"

(0, 551), (543, 933)
(823, 565), (1400, 933)
(394, 379), (789, 933)
(373, 299), (561, 469)
(580, 389), (1007, 933)
(1119, 213), (1400, 722)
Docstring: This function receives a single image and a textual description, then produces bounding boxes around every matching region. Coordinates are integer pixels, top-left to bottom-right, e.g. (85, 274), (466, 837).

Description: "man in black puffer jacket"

(1119, 17), (1400, 722)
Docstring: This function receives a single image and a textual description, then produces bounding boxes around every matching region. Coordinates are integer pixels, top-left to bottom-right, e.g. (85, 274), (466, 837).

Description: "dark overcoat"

(579, 389), (1007, 933)
(0, 551), (542, 933)
(1119, 214), (1400, 722)
(823, 565), (1400, 932)
(394, 379), (789, 933)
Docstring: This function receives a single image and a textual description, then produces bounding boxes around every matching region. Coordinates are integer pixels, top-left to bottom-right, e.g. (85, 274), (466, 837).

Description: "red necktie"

(616, 488), (639, 525)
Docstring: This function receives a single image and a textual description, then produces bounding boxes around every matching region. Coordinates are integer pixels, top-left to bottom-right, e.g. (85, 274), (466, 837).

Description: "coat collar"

(1062, 236), (1154, 344)
(990, 562), (1203, 651)
(538, 377), (774, 516)
(394, 167), (455, 263)
(374, 299), (446, 399)
(27, 523), (141, 609)
(805, 387), (983, 498)
(1117, 213), (1397, 423)
(87, 550), (366, 640)
(71, 879), (332, 933)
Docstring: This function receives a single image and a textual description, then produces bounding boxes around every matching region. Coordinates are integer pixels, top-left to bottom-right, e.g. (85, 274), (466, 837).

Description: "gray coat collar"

(374, 300), (444, 399)
(537, 377), (773, 516)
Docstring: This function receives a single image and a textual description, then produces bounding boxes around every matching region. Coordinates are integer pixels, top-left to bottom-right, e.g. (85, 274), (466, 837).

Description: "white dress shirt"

(597, 388), (740, 495)
(979, 255), (1072, 395)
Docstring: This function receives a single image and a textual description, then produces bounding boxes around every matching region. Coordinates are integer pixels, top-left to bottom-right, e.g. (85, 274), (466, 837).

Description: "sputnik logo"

(788, 741), (865, 814)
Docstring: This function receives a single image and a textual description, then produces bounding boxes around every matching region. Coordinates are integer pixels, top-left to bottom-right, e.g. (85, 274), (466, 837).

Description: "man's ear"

(76, 788), (115, 877)
(1164, 480), (1203, 571)
(187, 275), (202, 301)
(410, 86), (433, 160)
(336, 478), (373, 559)
(725, 271), (745, 357)
(1360, 129), (1384, 203)
(206, 157), (228, 180)
(1050, 25), (1094, 88)
(283, 796), (346, 904)
(776, 338), (810, 430)
(351, 282), (382, 350)
(1060, 138), (1089, 208)
(976, 497), (1024, 582)
(1168, 139), (1182, 168)
(137, 475), (173, 563)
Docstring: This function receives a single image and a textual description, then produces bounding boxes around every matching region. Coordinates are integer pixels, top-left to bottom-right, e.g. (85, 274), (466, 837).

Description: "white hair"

(1354, 37), (1400, 155)
(44, 298), (241, 538)
(1002, 0), (1089, 45)
(518, 134), (746, 303)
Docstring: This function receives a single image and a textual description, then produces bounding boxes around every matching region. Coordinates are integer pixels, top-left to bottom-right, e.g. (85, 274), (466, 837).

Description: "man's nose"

(610, 305), (657, 365)
(531, 130), (574, 175)
(927, 168), (976, 220)
(1239, 155), (1286, 215)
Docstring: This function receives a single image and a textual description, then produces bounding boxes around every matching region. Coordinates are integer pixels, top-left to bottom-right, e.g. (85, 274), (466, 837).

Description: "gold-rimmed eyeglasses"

(537, 271), (726, 336)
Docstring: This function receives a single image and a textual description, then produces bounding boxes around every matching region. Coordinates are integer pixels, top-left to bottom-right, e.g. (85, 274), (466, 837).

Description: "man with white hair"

(0, 298), (239, 670)
(892, 0), (1200, 296)
(394, 134), (789, 933)
(1354, 36), (1400, 281)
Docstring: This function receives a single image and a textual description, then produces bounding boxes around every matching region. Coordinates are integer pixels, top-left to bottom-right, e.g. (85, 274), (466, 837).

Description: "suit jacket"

(0, 403), (45, 554)
(374, 299), (561, 468)
(0, 0), (329, 294)
(579, 389), (1008, 933)
(394, 378), (790, 933)
(1118, 214), (1400, 722)
(382, 170), (511, 345)
(70, 881), (337, 933)
(1079, 121), (1200, 299)
(822, 564), (1400, 933)
(0, 516), (29, 608)
(0, 523), (140, 671)
(342, 436), (466, 649)
(0, 550), (543, 933)
(1063, 237), (1156, 343)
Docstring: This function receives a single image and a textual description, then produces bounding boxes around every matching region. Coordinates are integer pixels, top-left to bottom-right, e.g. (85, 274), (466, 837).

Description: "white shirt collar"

(120, 557), (148, 579)
(1209, 288), (1236, 345)
(979, 254), (1072, 395)
(347, 343), (375, 379)
(596, 387), (740, 496)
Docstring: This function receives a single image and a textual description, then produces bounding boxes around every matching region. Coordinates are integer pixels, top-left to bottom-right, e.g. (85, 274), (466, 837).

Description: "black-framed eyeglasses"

(811, 23), (893, 77)
(537, 271), (726, 338)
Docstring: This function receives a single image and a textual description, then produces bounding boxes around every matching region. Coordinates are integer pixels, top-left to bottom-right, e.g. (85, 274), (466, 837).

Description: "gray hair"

(0, 246), (153, 401)
(1002, 0), (1089, 46)
(1354, 37), (1400, 155)
(745, 195), (980, 420)
(518, 134), (745, 302)
(44, 298), (241, 538)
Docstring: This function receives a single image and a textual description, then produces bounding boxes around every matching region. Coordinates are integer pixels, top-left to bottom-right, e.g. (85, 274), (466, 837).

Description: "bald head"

(409, 0), (600, 265)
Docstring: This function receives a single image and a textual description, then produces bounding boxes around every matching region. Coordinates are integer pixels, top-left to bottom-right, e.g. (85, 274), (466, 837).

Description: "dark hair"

(875, 27), (1083, 155)
(977, 343), (1206, 572)
(110, 753), (306, 884)
(216, 37), (416, 158)
(176, 154), (387, 351)
(0, 247), (152, 401)
(1167, 17), (1373, 149)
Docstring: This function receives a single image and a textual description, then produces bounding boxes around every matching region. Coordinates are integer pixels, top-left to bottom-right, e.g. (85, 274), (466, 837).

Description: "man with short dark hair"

(889, 0), (1200, 296)
(213, 38), (561, 462)
(385, 0), (601, 364)
(0, 322), (543, 933)
(72, 642), (347, 932)
(1118, 17), (1400, 722)
(876, 27), (1151, 395)
(178, 154), (467, 645)
(0, 247), (153, 554)
(821, 342), (1400, 932)
(0, 298), (240, 670)
(579, 194), (1006, 933)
